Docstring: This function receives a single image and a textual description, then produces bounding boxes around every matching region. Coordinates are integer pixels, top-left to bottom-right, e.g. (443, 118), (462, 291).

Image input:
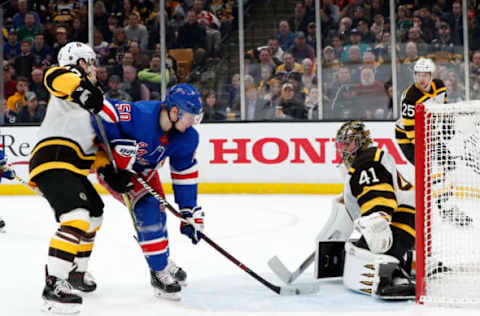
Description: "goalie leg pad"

(343, 241), (377, 296)
(315, 195), (354, 242)
(354, 212), (392, 254)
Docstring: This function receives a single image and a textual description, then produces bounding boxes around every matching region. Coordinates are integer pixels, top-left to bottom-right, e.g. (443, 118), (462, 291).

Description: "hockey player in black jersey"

(336, 121), (416, 299)
(395, 58), (446, 165)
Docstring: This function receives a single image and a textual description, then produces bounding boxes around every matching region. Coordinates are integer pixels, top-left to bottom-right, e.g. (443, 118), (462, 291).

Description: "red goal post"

(415, 101), (480, 306)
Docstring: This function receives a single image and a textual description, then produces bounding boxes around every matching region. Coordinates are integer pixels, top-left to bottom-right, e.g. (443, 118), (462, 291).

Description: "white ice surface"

(0, 194), (479, 316)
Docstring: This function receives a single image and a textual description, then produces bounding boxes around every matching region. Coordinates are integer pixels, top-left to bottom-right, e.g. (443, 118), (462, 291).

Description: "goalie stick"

(134, 175), (320, 296)
(268, 251), (315, 285)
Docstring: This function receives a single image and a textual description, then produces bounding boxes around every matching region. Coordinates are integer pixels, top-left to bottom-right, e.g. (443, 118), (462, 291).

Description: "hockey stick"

(268, 251), (315, 285)
(134, 175), (320, 296)
(93, 114), (137, 228)
(0, 165), (43, 195)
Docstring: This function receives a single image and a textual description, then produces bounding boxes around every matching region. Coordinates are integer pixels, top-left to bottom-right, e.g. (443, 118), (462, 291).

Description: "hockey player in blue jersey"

(0, 145), (16, 232)
(92, 83), (204, 300)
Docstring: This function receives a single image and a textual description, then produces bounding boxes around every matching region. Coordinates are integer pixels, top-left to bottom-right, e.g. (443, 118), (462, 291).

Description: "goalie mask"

(335, 121), (372, 168)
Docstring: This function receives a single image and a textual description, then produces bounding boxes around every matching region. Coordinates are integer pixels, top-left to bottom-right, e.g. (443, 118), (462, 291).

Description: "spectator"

(71, 17), (88, 43)
(93, 29), (110, 65)
(338, 17), (353, 43)
(32, 33), (53, 68)
(330, 33), (344, 58)
(288, 31), (315, 63)
(193, 0), (220, 28)
(277, 82), (307, 120)
(341, 0), (367, 20)
(16, 91), (46, 123)
(268, 38), (284, 64)
(52, 26), (69, 62)
(305, 87), (320, 119)
(275, 52), (304, 76)
(301, 58), (315, 90)
(185, 48), (217, 92)
(343, 45), (363, 84)
(14, 39), (35, 81)
(168, 8), (186, 35)
(353, 67), (388, 119)
(108, 28), (129, 64)
(445, 78), (464, 103)
(320, 0), (341, 25)
(177, 10), (207, 50)
(471, 50), (480, 78)
(340, 28), (370, 63)
(412, 15), (433, 44)
(128, 41), (150, 70)
(105, 75), (132, 101)
(288, 2), (310, 34)
(120, 65), (150, 101)
(306, 22), (317, 50)
(30, 68), (49, 106)
(396, 5), (413, 40)
(249, 48), (276, 83)
(245, 84), (273, 121)
(286, 71), (307, 102)
(94, 0), (110, 40)
(443, 2), (463, 45)
(138, 54), (171, 99)
(104, 13), (120, 43)
(12, 0), (41, 29)
(326, 67), (356, 117)
(224, 73), (241, 111)
(405, 26), (429, 57)
(132, 0), (154, 23)
(357, 19), (375, 44)
(111, 52), (134, 78)
(202, 90), (226, 122)
(4, 29), (21, 61)
(373, 31), (393, 64)
(276, 21), (295, 52)
(198, 18), (222, 58)
(429, 22), (462, 64)
(3, 63), (17, 100)
(124, 13), (149, 50)
(370, 14), (385, 42)
(257, 66), (275, 99)
(471, 69), (480, 99)
(6, 76), (29, 116)
(17, 12), (40, 42)
(96, 66), (109, 91)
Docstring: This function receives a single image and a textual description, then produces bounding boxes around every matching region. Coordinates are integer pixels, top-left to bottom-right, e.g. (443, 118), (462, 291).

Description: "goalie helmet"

(57, 42), (96, 67)
(335, 121), (372, 168)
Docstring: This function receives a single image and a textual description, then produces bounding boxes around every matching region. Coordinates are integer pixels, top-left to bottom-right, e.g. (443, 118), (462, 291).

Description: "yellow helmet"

(335, 120), (372, 168)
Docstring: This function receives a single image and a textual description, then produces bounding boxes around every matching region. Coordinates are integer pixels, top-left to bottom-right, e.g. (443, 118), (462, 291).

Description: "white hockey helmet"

(57, 42), (96, 67)
(413, 57), (436, 75)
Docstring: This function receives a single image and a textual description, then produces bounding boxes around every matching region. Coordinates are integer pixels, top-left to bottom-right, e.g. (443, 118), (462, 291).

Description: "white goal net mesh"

(419, 101), (480, 306)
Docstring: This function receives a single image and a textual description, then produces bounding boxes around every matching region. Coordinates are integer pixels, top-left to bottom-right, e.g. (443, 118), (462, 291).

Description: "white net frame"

(418, 101), (480, 306)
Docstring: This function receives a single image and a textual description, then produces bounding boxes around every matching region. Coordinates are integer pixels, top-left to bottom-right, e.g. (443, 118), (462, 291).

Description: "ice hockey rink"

(1, 194), (479, 316)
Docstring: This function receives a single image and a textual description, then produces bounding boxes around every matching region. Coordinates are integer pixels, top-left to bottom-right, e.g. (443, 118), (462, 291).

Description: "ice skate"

(68, 269), (97, 293)
(166, 259), (187, 286)
(150, 269), (181, 301)
(42, 268), (82, 314)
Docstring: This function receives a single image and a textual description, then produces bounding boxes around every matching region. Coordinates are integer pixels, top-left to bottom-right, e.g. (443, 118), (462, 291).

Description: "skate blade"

(41, 300), (82, 314)
(153, 288), (181, 301)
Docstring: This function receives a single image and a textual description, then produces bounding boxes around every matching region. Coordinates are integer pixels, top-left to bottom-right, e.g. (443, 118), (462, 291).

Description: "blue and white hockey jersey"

(91, 98), (199, 209)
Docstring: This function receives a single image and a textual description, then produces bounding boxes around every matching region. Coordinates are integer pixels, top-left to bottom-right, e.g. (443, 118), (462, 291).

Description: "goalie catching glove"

(180, 206), (205, 244)
(97, 164), (134, 193)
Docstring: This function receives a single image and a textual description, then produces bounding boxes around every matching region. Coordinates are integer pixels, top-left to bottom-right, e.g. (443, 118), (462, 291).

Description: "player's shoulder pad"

(351, 147), (382, 171)
(171, 126), (199, 155)
(402, 84), (424, 105)
(432, 78), (445, 89)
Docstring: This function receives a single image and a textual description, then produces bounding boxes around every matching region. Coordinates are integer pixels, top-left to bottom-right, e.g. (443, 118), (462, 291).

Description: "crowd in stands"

(2, 0), (480, 124)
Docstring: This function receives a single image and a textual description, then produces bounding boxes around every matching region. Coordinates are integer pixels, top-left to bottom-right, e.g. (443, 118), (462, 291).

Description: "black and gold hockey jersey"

(343, 147), (415, 247)
(29, 66), (98, 183)
(395, 78), (446, 147)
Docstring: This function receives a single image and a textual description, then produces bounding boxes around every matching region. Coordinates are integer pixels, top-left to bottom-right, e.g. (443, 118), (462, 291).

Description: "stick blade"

(278, 283), (320, 295)
(268, 256), (293, 284)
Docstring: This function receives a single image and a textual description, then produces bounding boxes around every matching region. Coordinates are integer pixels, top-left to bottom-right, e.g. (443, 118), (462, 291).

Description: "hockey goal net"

(416, 102), (480, 306)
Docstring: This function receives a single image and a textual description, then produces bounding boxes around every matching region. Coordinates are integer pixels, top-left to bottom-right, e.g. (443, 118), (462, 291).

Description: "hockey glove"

(71, 79), (104, 113)
(0, 153), (15, 180)
(111, 139), (138, 172)
(97, 164), (134, 193)
(180, 206), (205, 245)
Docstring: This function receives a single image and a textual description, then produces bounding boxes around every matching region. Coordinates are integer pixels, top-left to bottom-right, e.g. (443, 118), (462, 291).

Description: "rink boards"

(0, 121), (412, 195)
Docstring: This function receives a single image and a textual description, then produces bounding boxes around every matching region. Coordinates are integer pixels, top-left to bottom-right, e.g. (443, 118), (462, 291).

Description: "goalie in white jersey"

(336, 121), (416, 299)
